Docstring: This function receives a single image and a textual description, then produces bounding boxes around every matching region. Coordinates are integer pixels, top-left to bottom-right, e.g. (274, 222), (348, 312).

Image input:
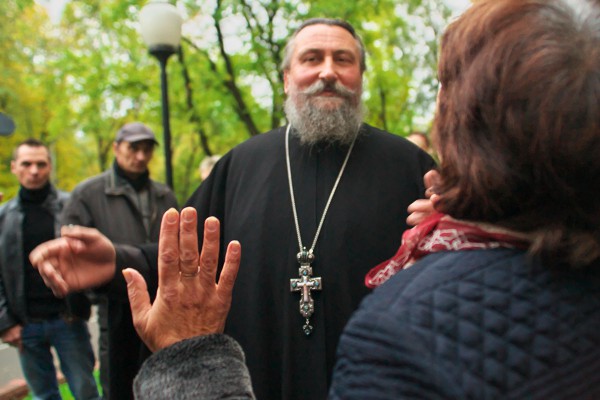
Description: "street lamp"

(139, 0), (182, 189)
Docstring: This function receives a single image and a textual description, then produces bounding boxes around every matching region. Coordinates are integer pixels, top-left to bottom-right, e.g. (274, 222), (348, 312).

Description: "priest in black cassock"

(30, 18), (435, 400)
(179, 19), (433, 399)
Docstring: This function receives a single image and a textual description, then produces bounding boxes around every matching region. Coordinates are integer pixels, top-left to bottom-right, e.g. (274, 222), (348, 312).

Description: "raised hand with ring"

(123, 207), (241, 352)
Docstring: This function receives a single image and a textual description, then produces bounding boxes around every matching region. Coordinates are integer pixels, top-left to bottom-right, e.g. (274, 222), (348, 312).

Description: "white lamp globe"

(139, 1), (182, 52)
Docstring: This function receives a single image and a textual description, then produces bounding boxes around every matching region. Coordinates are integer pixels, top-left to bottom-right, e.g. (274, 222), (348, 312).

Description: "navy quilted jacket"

(330, 248), (600, 399)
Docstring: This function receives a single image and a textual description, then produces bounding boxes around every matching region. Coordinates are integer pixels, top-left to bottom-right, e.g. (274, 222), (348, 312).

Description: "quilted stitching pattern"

(331, 249), (600, 399)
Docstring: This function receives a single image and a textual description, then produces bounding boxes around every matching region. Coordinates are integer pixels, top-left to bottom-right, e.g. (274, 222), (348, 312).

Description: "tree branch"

(177, 45), (213, 156)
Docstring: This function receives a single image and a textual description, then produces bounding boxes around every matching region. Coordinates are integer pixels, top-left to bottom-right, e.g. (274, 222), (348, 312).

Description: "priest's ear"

(283, 70), (291, 95)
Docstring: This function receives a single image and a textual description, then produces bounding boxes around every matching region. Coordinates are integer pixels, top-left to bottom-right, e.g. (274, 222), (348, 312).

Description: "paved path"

(0, 307), (100, 398)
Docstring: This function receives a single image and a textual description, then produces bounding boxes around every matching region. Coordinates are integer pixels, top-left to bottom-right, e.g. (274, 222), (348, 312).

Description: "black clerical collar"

(113, 160), (150, 192)
(291, 125), (361, 153)
(19, 182), (51, 204)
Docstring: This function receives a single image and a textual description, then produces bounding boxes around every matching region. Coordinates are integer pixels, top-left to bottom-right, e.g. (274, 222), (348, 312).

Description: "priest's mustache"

(300, 79), (356, 100)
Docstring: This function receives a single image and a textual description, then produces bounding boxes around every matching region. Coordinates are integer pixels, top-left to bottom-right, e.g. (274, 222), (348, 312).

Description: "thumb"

(123, 269), (151, 336)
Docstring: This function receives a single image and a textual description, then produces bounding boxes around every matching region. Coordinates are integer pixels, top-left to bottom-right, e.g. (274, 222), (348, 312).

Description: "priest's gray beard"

(285, 80), (365, 146)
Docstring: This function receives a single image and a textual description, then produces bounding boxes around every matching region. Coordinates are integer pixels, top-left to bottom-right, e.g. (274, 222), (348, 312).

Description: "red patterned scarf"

(365, 212), (531, 288)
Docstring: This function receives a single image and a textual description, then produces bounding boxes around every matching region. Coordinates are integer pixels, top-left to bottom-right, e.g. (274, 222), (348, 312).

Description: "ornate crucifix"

(290, 247), (322, 336)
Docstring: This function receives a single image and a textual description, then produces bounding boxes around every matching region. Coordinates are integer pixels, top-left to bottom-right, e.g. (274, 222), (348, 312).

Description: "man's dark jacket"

(62, 168), (177, 400)
(0, 186), (90, 334)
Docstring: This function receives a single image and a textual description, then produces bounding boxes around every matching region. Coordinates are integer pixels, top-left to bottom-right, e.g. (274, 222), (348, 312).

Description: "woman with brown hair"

(334, 0), (600, 397)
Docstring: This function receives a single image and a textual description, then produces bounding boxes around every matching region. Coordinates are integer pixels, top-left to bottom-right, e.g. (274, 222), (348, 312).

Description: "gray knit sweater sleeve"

(134, 334), (255, 399)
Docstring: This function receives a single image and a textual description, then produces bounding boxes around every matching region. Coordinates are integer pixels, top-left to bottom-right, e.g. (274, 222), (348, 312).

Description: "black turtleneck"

(20, 183), (65, 319)
(113, 159), (150, 192)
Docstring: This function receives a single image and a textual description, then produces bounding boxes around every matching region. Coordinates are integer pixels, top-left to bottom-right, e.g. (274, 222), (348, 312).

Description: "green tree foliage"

(0, 0), (453, 203)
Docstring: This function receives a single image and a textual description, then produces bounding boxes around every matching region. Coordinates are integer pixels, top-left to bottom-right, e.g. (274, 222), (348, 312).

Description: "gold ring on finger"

(180, 266), (200, 278)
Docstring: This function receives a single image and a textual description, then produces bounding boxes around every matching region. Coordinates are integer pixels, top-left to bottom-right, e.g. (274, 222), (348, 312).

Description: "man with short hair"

(30, 19), (435, 399)
(61, 123), (178, 400)
(0, 139), (100, 400)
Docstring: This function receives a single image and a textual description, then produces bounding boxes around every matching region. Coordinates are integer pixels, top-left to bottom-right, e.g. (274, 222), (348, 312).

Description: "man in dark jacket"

(0, 139), (100, 400)
(61, 122), (178, 399)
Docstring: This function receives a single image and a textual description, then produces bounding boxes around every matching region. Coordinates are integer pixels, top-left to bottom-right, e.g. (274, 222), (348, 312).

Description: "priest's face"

(284, 24), (364, 145)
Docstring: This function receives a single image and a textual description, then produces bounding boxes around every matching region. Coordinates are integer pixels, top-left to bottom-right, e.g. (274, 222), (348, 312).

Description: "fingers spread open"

(179, 207), (200, 279)
(158, 208), (181, 288)
(198, 217), (220, 287)
(123, 269), (151, 339)
(217, 241), (241, 299)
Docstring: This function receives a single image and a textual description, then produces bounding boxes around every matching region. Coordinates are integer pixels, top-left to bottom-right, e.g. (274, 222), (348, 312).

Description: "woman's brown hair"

(433, 0), (600, 267)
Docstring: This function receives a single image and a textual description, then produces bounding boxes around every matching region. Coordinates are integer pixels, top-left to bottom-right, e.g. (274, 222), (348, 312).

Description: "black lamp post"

(139, 1), (182, 189)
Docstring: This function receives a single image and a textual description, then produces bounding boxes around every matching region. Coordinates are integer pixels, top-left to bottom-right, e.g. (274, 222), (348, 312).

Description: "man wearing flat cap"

(62, 122), (178, 399)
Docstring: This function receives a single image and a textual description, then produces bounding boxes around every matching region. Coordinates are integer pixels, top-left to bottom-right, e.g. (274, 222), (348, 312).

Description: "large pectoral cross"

(290, 247), (322, 336)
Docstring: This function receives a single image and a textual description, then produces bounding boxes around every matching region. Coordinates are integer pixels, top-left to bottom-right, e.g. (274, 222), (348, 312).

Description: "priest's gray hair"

(281, 18), (367, 73)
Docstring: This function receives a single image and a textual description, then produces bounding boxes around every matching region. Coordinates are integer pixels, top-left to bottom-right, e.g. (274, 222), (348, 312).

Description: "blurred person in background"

(0, 139), (100, 400)
(406, 131), (430, 152)
(61, 122), (177, 399)
(198, 154), (221, 181)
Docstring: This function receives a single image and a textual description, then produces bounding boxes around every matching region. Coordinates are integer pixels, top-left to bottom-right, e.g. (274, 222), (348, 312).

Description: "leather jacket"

(0, 185), (91, 333)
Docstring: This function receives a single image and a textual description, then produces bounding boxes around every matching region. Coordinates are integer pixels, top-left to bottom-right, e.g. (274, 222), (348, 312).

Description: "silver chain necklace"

(286, 124), (358, 335)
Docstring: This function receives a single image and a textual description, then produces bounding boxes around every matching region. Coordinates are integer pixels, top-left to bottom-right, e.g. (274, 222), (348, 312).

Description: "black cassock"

(128, 124), (435, 399)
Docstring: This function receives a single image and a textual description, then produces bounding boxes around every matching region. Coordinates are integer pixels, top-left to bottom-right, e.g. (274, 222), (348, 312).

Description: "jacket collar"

(103, 168), (170, 197)
(11, 184), (60, 211)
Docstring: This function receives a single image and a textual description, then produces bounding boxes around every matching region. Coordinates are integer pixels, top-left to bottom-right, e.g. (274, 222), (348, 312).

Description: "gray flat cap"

(116, 122), (159, 144)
